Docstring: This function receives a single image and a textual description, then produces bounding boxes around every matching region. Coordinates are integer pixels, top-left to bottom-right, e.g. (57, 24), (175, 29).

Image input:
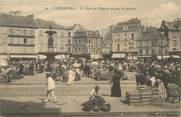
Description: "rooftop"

(0, 13), (76, 30)
(0, 13), (36, 28)
(113, 18), (141, 33)
(35, 19), (64, 29)
(166, 18), (181, 31)
(141, 31), (162, 40)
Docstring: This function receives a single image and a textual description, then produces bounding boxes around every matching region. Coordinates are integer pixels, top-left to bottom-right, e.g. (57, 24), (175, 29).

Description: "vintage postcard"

(0, 0), (180, 117)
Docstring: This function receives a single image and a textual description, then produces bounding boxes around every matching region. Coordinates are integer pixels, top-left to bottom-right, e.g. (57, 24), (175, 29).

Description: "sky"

(0, 0), (180, 30)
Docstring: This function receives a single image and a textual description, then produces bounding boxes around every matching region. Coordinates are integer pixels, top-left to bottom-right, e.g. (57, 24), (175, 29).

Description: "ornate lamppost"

(159, 20), (168, 62)
(45, 25), (57, 65)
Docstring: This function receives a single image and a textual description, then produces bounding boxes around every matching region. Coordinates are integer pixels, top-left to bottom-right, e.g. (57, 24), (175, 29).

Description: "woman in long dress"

(67, 67), (76, 85)
(110, 68), (123, 97)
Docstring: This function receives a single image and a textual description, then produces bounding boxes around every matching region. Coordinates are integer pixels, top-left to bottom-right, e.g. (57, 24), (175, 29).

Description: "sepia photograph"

(0, 0), (180, 117)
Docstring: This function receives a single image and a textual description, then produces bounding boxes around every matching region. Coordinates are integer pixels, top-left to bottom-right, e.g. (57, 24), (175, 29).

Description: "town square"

(0, 0), (180, 117)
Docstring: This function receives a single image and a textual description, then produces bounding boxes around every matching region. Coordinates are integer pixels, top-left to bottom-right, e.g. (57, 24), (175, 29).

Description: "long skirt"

(67, 70), (76, 85)
(111, 81), (121, 97)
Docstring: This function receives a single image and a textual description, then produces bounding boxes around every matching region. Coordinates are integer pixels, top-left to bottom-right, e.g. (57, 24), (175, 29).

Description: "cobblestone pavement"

(0, 72), (180, 115)
(10, 71), (136, 84)
(0, 72), (136, 96)
(0, 83), (136, 96)
(0, 96), (179, 113)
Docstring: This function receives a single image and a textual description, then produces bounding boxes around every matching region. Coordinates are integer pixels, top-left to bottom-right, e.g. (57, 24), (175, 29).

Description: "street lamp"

(159, 20), (168, 62)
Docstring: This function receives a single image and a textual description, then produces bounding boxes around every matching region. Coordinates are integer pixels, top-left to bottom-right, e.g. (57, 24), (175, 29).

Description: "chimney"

(27, 15), (34, 22)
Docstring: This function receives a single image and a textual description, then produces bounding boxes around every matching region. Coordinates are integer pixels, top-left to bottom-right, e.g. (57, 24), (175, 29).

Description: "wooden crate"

(125, 85), (159, 105)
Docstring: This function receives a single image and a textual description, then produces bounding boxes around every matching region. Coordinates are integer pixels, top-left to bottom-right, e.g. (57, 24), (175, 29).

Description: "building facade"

(137, 30), (169, 62)
(0, 14), (37, 61)
(0, 13), (82, 62)
(166, 19), (181, 57)
(35, 20), (82, 60)
(112, 18), (142, 60)
(137, 19), (181, 63)
(73, 29), (102, 59)
(65, 24), (82, 54)
(35, 19), (67, 54)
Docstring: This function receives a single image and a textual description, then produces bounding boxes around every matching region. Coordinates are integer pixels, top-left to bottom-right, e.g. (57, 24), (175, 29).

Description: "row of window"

(74, 32), (99, 37)
(113, 33), (135, 40)
(9, 38), (34, 45)
(139, 48), (168, 55)
(74, 47), (87, 53)
(37, 47), (66, 52)
(74, 47), (101, 54)
(116, 43), (134, 51)
(74, 38), (101, 45)
(137, 40), (169, 47)
(9, 29), (35, 36)
(39, 30), (71, 37)
(9, 47), (35, 53)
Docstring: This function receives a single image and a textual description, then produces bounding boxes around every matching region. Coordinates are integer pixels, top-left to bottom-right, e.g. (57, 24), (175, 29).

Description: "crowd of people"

(0, 60), (47, 83)
(0, 58), (180, 104)
(135, 61), (180, 101)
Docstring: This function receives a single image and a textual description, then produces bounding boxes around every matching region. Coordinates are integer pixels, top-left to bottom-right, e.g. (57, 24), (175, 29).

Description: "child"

(44, 72), (58, 103)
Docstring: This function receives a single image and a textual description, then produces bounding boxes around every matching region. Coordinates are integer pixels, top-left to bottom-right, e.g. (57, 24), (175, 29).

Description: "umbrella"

(91, 61), (99, 66)
(50, 63), (60, 68)
(0, 59), (8, 67)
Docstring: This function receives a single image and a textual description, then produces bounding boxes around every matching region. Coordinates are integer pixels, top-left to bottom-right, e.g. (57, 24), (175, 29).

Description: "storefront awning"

(91, 54), (103, 59)
(138, 56), (152, 58)
(0, 59), (8, 66)
(171, 55), (180, 58)
(55, 54), (66, 59)
(127, 56), (137, 60)
(38, 55), (47, 60)
(157, 56), (170, 60)
(112, 53), (126, 58)
(10, 55), (37, 58)
(0, 55), (8, 59)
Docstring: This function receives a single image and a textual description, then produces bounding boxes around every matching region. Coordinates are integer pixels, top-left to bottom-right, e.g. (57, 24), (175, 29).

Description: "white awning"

(91, 54), (103, 59)
(138, 56), (152, 58)
(10, 55), (37, 58)
(0, 59), (8, 66)
(171, 55), (180, 58)
(127, 56), (138, 60)
(112, 53), (126, 58)
(157, 56), (170, 60)
(0, 55), (8, 59)
(91, 61), (99, 66)
(38, 55), (47, 59)
(55, 54), (66, 59)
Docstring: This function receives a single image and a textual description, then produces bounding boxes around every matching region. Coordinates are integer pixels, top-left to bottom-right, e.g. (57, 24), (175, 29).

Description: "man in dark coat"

(110, 68), (124, 97)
